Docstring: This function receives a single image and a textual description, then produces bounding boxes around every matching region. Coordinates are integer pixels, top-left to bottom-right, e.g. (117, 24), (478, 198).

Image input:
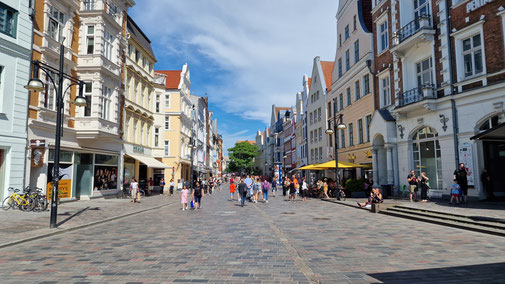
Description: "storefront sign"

(458, 142), (475, 186)
(133, 145), (144, 154)
(466, 0), (493, 13)
(30, 139), (46, 147)
(31, 148), (45, 168)
(47, 163), (73, 199)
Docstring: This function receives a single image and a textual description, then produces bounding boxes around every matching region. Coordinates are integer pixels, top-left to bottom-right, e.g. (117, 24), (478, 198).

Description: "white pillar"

(386, 145), (394, 185)
(372, 148), (379, 187)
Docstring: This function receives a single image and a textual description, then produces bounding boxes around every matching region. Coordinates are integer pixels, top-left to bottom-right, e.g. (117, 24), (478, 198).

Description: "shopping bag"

(190, 200), (194, 208)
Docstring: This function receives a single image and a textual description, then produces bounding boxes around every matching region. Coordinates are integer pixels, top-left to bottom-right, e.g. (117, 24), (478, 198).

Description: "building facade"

(27, 0), (134, 200)
(328, 0), (374, 182)
(0, 0), (32, 200)
(190, 94), (208, 180)
(370, 0), (505, 199)
(268, 105), (291, 181)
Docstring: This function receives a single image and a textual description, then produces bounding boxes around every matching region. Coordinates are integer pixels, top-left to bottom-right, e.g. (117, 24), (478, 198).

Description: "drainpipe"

(445, 0), (460, 168)
(24, 0), (36, 190)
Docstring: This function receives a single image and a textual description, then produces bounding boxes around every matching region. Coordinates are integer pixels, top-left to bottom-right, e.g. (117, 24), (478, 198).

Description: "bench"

(371, 203), (395, 213)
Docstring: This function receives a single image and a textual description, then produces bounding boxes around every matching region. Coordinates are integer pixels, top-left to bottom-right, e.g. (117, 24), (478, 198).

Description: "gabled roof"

(275, 107), (291, 120)
(155, 70), (182, 89)
(307, 78), (312, 89)
(320, 61), (334, 91)
(127, 15), (155, 60)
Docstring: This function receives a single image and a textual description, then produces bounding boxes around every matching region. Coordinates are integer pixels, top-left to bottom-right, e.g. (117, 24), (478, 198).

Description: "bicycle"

(2, 187), (35, 211)
(116, 187), (131, 199)
(26, 186), (48, 212)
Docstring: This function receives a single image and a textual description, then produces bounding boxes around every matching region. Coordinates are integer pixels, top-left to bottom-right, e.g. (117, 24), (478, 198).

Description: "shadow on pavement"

(368, 262), (505, 284)
(56, 206), (99, 227)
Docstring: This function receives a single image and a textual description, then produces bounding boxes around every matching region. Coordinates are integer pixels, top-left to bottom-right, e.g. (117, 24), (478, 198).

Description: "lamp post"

(325, 107), (346, 192)
(25, 43), (87, 228)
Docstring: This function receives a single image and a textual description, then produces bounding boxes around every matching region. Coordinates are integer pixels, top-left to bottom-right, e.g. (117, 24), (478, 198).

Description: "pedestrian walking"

(301, 177), (308, 202)
(419, 172), (429, 202)
(244, 175), (253, 202)
(181, 185), (189, 210)
(169, 179), (175, 196)
(193, 182), (204, 210)
(272, 177), (277, 197)
(130, 178), (139, 203)
(229, 180), (236, 201)
(322, 178), (329, 199)
(262, 178), (271, 203)
(407, 170), (418, 202)
(450, 179), (461, 205)
(283, 178), (288, 197)
(253, 178), (261, 203)
(238, 178), (247, 207)
(292, 175), (299, 201)
(289, 178), (296, 201)
(454, 163), (469, 204)
(160, 178), (166, 195)
(148, 177), (154, 195)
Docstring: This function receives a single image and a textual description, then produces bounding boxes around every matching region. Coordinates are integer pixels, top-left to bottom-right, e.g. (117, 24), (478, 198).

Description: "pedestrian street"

(1, 187), (505, 283)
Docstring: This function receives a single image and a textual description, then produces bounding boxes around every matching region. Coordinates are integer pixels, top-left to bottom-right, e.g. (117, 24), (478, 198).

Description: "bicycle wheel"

(2, 197), (13, 210)
(20, 197), (35, 212)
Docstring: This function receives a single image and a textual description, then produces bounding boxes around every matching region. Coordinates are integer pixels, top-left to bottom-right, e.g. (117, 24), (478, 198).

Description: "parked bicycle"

(2, 187), (34, 211)
(25, 186), (48, 212)
(116, 187), (131, 199)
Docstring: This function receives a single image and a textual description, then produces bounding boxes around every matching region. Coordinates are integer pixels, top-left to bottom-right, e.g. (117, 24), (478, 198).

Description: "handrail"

(397, 84), (434, 107)
(393, 14), (432, 45)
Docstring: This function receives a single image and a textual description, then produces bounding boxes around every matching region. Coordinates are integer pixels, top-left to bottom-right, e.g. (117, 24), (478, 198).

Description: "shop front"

(123, 143), (169, 192)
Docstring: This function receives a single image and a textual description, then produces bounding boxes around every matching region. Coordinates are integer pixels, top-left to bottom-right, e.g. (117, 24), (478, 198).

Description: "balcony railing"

(393, 15), (432, 46)
(397, 84), (435, 107)
(83, 0), (97, 11)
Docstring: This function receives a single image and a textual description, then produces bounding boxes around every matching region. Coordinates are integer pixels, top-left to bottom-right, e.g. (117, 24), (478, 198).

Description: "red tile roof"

(275, 107), (291, 120)
(307, 77), (312, 89)
(237, 140), (256, 145)
(320, 61), (334, 91)
(155, 70), (182, 89)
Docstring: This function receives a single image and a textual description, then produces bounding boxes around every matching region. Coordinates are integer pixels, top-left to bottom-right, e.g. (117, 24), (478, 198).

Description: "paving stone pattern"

(1, 186), (505, 283)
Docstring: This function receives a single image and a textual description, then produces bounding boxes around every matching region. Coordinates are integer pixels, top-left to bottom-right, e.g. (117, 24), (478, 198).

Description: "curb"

(0, 201), (175, 249)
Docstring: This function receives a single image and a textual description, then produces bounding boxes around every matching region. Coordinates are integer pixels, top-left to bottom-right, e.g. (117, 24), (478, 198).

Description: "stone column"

(372, 148), (379, 187)
(386, 145), (394, 185)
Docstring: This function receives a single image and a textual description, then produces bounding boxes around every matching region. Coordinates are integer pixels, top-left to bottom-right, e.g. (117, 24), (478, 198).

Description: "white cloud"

(131, 0), (339, 124)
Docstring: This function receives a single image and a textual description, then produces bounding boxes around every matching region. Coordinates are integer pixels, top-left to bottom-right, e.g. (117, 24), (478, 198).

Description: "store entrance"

(483, 141), (505, 198)
(74, 153), (93, 199)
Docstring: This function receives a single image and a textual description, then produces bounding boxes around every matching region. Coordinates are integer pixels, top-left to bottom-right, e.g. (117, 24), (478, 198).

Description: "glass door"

(74, 153), (93, 199)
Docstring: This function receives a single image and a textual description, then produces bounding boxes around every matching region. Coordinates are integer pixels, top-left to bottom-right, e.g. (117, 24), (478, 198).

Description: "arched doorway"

(411, 126), (442, 189)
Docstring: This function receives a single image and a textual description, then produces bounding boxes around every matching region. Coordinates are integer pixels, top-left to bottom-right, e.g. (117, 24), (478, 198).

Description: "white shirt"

(302, 181), (308, 190)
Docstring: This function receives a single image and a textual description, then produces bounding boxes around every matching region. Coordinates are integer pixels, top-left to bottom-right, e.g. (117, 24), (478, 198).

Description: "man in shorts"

(407, 170), (418, 202)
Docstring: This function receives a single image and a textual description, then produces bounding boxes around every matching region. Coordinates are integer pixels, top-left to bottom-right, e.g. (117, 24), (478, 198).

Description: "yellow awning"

(298, 164), (326, 170)
(316, 160), (365, 169)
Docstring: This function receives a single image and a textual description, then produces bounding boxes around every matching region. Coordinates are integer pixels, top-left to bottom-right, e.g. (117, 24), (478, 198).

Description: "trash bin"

(381, 184), (393, 198)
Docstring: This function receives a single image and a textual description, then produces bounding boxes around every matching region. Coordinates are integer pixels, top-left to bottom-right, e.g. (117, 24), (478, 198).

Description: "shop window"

(95, 154), (118, 165)
(48, 150), (73, 162)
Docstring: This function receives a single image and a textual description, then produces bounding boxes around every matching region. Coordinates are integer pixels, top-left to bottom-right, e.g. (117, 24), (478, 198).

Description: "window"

(310, 112), (313, 125)
(311, 149), (314, 161)
(479, 115), (500, 131)
(417, 57), (433, 86)
(462, 34), (483, 77)
(83, 82), (92, 116)
(333, 99), (337, 116)
(154, 128), (159, 147)
(327, 102), (331, 119)
(340, 129), (346, 148)
(125, 116), (129, 140)
(108, 1), (118, 17)
(366, 115), (372, 142)
(101, 86), (112, 120)
(412, 127), (443, 189)
(314, 129), (318, 143)
(133, 80), (138, 103)
(381, 76), (391, 107)
(348, 122), (354, 146)
(318, 127), (322, 142)
(338, 58), (342, 78)
(165, 115), (170, 130)
(45, 71), (58, 110)
(140, 122), (144, 145)
(353, 15), (357, 31)
(133, 119), (137, 143)
(48, 6), (65, 41)
(315, 148), (318, 160)
(346, 88), (351, 106)
(140, 86), (145, 106)
(165, 94), (170, 107)
(83, 0), (95, 10)
(0, 3), (18, 38)
(155, 94), (160, 112)
(379, 20), (388, 52)
(414, 0), (429, 17)
(319, 147), (323, 161)
(339, 34), (342, 47)
(135, 50), (139, 62)
(103, 30), (113, 60)
(355, 80), (360, 101)
(339, 94), (344, 111)
(344, 25), (349, 40)
(363, 75), (370, 96)
(310, 131), (313, 144)
(354, 40), (359, 63)
(317, 108), (321, 122)
(358, 119), (364, 144)
(86, 26), (94, 54)
(164, 141), (170, 156)
(345, 49), (350, 71)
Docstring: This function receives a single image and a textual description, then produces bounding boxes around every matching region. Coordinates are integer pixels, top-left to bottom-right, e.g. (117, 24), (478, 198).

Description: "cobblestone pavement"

(1, 186), (505, 283)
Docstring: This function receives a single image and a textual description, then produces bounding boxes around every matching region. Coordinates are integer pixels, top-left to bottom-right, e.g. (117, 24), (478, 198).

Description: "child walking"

(450, 179), (461, 205)
(181, 185), (189, 210)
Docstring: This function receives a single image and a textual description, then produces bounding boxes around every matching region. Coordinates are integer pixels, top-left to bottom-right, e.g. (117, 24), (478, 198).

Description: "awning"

(298, 164), (326, 170)
(470, 122), (505, 141)
(127, 154), (170, 168)
(316, 160), (366, 169)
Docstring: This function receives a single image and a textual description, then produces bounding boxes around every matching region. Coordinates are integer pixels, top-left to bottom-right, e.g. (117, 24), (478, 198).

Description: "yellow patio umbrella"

(298, 163), (326, 170)
(316, 160), (365, 169)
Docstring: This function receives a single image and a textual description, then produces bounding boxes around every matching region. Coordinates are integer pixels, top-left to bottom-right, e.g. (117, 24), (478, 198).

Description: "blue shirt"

(451, 184), (460, 195)
(244, 177), (253, 189)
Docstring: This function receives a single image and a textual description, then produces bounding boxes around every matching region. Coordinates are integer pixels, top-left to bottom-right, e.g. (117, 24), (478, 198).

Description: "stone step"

(382, 207), (505, 237)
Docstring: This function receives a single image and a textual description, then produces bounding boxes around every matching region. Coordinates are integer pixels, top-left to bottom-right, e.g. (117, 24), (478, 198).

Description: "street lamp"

(326, 109), (346, 192)
(25, 43), (87, 228)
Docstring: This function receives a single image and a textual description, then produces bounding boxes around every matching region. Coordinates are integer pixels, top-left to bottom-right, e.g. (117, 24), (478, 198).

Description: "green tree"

(227, 142), (258, 175)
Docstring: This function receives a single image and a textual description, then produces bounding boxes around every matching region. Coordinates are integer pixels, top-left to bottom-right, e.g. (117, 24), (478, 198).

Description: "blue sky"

(130, 0), (339, 154)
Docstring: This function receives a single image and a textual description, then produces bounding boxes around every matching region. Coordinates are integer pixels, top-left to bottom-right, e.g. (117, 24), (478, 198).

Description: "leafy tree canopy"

(226, 142), (258, 175)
